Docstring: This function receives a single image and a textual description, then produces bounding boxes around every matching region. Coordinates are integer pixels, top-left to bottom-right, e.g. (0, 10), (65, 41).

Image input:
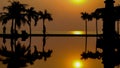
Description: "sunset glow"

(70, 0), (85, 5)
(73, 60), (83, 68)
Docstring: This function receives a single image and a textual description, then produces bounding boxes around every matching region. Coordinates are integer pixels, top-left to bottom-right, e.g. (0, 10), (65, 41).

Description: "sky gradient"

(0, 0), (120, 68)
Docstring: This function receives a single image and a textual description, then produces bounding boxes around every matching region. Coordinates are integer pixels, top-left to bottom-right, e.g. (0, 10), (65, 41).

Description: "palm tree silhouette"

(4, 1), (27, 31)
(91, 11), (101, 52)
(39, 44), (53, 61)
(39, 10), (53, 48)
(0, 1), (27, 51)
(91, 12), (100, 36)
(81, 12), (92, 53)
(0, 43), (28, 68)
(3, 26), (6, 44)
(0, 42), (48, 68)
(26, 7), (39, 48)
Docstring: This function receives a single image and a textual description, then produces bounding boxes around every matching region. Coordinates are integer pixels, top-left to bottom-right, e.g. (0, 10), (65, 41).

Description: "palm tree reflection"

(81, 4), (120, 67)
(81, 12), (92, 53)
(38, 9), (53, 61)
(0, 40), (52, 68)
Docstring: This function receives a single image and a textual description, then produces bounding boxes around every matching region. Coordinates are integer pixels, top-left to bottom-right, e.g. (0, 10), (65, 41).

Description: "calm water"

(0, 33), (105, 68)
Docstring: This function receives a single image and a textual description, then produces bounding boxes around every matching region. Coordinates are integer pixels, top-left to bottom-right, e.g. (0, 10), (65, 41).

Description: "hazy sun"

(73, 60), (83, 68)
(70, 0), (85, 4)
(74, 0), (82, 3)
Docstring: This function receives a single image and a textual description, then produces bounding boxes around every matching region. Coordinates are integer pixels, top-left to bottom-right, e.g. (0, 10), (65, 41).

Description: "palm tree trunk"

(29, 22), (32, 48)
(85, 20), (87, 53)
(43, 19), (46, 49)
(96, 19), (98, 36)
(27, 21), (31, 50)
(14, 20), (17, 52)
(11, 19), (14, 52)
(96, 19), (98, 52)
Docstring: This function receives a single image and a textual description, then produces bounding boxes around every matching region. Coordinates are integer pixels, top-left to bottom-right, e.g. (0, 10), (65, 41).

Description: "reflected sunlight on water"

(32, 31), (85, 34)
(70, 31), (85, 35)
(31, 30), (102, 35)
(0, 30), (102, 35)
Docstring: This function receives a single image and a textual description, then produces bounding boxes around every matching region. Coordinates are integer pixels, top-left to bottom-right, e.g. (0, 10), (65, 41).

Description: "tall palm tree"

(26, 7), (39, 47)
(0, 4), (14, 51)
(3, 1), (27, 32)
(0, 1), (27, 51)
(81, 12), (92, 53)
(38, 10), (53, 48)
(0, 7), (14, 51)
(8, 1), (27, 52)
(4, 1), (27, 30)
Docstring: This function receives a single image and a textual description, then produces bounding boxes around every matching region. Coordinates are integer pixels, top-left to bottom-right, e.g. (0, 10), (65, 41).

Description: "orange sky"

(0, 0), (120, 68)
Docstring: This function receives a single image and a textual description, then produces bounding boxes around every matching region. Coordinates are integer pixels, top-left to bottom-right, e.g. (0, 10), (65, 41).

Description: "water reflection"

(0, 30), (53, 68)
(71, 31), (84, 35)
